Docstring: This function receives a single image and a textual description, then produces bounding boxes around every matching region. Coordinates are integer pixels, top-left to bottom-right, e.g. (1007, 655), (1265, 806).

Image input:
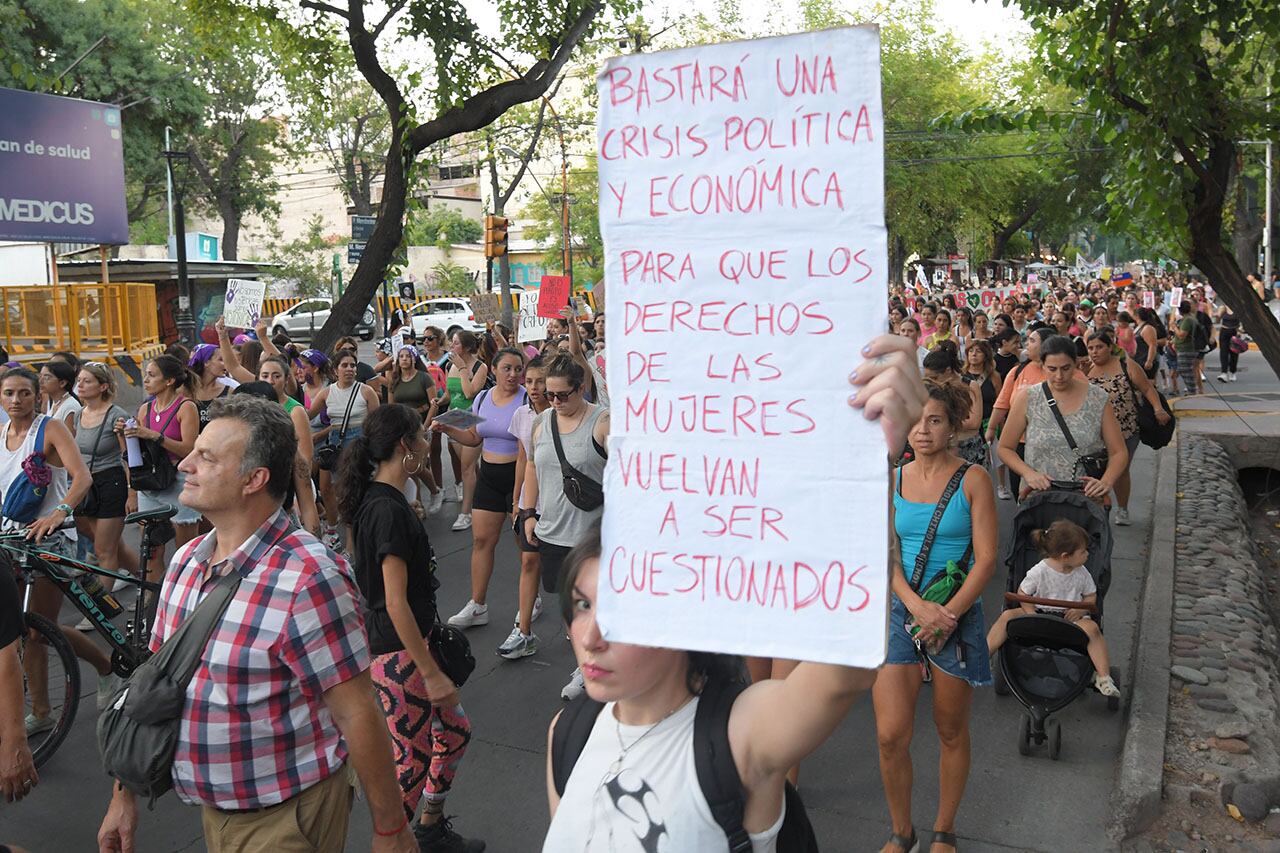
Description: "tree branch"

(407, 0), (601, 154)
(299, 0), (350, 20)
(371, 0), (408, 40)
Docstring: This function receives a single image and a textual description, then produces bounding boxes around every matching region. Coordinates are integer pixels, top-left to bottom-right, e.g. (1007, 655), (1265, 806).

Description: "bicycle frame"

(3, 533), (161, 676)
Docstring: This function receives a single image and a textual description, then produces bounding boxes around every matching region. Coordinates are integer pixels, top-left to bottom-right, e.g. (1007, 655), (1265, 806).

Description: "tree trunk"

(1186, 135), (1280, 380)
(219, 196), (240, 261)
(1232, 170), (1262, 274)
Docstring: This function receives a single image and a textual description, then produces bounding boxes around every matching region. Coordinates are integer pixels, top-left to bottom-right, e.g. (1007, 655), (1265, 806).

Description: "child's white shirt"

(1019, 560), (1096, 614)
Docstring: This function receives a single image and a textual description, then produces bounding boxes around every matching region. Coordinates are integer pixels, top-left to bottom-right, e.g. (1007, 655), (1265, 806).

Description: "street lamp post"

(163, 149), (195, 347)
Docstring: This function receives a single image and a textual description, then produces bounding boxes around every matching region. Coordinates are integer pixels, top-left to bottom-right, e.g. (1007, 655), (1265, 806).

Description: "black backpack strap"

(908, 462), (972, 591)
(692, 678), (753, 853)
(550, 693), (605, 797)
(1041, 381), (1080, 451)
(336, 382), (360, 443)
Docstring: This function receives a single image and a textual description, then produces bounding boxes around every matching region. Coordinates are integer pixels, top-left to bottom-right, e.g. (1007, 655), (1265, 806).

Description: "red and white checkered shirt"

(149, 508), (369, 810)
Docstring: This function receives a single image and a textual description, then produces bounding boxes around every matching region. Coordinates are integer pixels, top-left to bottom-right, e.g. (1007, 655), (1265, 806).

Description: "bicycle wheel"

(21, 611), (80, 768)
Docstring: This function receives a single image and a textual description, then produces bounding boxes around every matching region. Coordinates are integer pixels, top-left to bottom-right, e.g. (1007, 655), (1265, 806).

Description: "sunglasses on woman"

(545, 386), (579, 402)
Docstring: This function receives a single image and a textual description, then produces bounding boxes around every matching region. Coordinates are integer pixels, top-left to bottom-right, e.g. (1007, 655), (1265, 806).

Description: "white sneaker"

(996, 485), (1013, 501)
(561, 667), (585, 701)
(1114, 507), (1131, 526)
(1094, 673), (1120, 698)
(451, 512), (472, 532)
(97, 672), (120, 711)
(496, 627), (539, 660)
(1217, 373), (1229, 382)
(1230, 372), (1238, 382)
(427, 489), (445, 515)
(448, 599), (489, 628)
(112, 576), (133, 593)
(25, 713), (54, 736)
(454, 483), (464, 502)
(532, 594), (543, 622)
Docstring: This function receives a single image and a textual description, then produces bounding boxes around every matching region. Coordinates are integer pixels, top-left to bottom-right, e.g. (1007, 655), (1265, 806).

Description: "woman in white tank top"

(544, 334), (926, 852)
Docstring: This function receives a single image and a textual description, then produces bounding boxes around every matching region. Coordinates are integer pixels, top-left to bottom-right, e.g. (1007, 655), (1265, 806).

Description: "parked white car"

(408, 298), (485, 336)
(270, 298), (377, 342)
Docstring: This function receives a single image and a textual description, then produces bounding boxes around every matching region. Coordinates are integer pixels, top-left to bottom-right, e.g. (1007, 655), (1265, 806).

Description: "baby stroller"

(993, 486), (1120, 760)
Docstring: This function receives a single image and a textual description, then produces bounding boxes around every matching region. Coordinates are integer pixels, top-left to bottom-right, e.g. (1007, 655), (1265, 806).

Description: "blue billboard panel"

(0, 87), (128, 244)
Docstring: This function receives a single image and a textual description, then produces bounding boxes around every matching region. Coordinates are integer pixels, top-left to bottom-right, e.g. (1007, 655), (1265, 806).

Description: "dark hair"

(923, 379), (971, 429)
(899, 317), (921, 335)
(935, 309), (952, 324)
(923, 347), (961, 375)
(40, 360), (77, 397)
(1085, 327), (1115, 348)
(1074, 336), (1089, 359)
(150, 354), (195, 396)
(1179, 300), (1193, 315)
(559, 522), (747, 694)
(545, 353), (585, 387)
(391, 346), (429, 393)
(207, 395), (297, 501)
(453, 330), (479, 354)
(1135, 306), (1159, 326)
(239, 341), (264, 376)
(526, 354), (547, 373)
(1039, 333), (1078, 362)
(967, 339), (995, 374)
(995, 312), (1014, 328)
(2, 367), (39, 395)
(1116, 311), (1135, 325)
(232, 380), (277, 401)
(164, 343), (191, 364)
(993, 328), (1019, 347)
(49, 351), (79, 370)
(1030, 519), (1090, 558)
(336, 404), (422, 524)
(492, 347), (527, 371)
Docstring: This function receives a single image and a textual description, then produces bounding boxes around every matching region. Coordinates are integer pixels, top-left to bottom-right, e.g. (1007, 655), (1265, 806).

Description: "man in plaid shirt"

(97, 396), (414, 853)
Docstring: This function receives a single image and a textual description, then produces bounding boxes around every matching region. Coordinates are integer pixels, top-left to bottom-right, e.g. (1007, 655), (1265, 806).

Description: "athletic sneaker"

(454, 483), (464, 502)
(1217, 373), (1229, 383)
(513, 595), (544, 627)
(497, 627), (539, 660)
(414, 816), (486, 852)
(97, 673), (121, 711)
(451, 512), (472, 532)
(996, 485), (1013, 501)
(1094, 673), (1121, 698)
(324, 527), (344, 553)
(1114, 507), (1131, 526)
(24, 713), (53, 736)
(427, 489), (445, 516)
(1230, 373), (1238, 382)
(561, 667), (585, 701)
(448, 600), (489, 628)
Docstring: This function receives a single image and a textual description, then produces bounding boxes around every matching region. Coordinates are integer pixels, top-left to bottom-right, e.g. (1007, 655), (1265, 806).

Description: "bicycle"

(5, 505), (177, 768)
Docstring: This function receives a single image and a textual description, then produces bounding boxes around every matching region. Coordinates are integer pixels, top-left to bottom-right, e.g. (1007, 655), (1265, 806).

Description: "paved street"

(0, 403), (1162, 853)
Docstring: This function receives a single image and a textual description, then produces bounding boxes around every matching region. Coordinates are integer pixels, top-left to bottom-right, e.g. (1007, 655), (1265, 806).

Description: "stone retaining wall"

(1166, 436), (1280, 829)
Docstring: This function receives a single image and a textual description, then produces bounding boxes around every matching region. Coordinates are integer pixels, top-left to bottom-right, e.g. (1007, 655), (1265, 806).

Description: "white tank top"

(0, 415), (72, 533)
(543, 697), (783, 852)
(325, 381), (368, 432)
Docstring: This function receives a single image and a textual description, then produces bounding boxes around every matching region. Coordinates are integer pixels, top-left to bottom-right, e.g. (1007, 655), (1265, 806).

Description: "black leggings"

(1219, 329), (1239, 374)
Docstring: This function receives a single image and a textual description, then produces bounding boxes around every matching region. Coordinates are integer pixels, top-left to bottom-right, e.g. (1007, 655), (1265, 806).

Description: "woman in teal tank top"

(874, 381), (998, 853)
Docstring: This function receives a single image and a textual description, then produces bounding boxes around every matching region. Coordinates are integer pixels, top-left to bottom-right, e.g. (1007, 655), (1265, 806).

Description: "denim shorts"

(886, 594), (992, 687)
(138, 470), (201, 525)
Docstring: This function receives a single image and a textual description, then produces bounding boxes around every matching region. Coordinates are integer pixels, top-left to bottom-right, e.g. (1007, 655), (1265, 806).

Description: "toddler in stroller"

(987, 519), (1119, 698)
(989, 490), (1122, 759)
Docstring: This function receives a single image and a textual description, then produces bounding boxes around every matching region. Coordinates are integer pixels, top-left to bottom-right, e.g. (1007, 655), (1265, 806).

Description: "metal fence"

(0, 283), (160, 359)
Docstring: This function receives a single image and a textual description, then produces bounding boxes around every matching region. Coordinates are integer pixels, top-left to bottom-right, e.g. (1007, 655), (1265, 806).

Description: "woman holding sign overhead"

(544, 334), (929, 853)
(874, 380), (997, 853)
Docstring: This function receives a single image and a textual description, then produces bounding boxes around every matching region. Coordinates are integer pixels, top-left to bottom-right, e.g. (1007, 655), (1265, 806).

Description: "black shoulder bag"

(1119, 357), (1175, 450)
(1041, 382), (1108, 480)
(550, 409), (605, 512)
(78, 410), (110, 517)
(129, 400), (184, 492)
(316, 382), (360, 471)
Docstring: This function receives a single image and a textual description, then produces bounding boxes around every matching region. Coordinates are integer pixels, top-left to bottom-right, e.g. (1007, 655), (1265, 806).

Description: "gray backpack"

(97, 568), (242, 807)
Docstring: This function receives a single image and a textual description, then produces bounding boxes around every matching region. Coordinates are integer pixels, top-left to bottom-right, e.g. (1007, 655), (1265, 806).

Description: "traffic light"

(484, 214), (509, 258)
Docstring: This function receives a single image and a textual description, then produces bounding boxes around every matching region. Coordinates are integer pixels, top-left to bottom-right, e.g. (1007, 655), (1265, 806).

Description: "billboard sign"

(0, 87), (128, 244)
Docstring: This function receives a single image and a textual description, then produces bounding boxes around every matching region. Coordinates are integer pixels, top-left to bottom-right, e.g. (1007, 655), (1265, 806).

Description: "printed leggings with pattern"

(371, 649), (472, 818)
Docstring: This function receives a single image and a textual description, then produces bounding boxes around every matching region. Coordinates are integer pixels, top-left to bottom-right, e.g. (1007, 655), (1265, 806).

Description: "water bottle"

(124, 418), (143, 467)
(78, 572), (124, 619)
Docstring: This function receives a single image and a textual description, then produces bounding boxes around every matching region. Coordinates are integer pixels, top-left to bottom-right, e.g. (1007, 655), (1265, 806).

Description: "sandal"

(931, 829), (958, 851)
(885, 828), (919, 853)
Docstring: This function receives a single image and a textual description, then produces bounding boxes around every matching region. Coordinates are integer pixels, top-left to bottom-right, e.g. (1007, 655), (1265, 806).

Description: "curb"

(1109, 433), (1178, 842)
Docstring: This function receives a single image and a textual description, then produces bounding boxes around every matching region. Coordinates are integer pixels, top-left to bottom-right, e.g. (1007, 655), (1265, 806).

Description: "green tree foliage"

(406, 206), (484, 248)
(1007, 0), (1280, 374)
(520, 152), (603, 286)
(265, 214), (337, 297)
(0, 0), (203, 229)
(430, 260), (477, 295)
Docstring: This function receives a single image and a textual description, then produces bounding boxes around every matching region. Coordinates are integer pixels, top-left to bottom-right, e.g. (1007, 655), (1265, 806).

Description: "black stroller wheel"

(1047, 720), (1062, 760)
(1017, 713), (1032, 756)
(993, 656), (1010, 696)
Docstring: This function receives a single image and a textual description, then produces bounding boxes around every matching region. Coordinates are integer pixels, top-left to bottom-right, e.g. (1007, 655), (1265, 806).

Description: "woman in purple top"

(431, 348), (528, 633)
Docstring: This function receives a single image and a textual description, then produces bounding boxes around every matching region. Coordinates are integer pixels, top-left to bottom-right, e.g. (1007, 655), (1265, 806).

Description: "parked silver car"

(270, 297), (377, 342)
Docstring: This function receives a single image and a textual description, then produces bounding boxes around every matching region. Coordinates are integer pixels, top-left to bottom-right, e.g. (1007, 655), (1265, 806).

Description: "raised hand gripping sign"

(598, 27), (890, 667)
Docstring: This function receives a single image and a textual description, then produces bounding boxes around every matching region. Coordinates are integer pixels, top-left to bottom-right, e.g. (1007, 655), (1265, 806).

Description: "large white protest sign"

(598, 27), (889, 667)
(518, 289), (550, 342)
(224, 278), (266, 329)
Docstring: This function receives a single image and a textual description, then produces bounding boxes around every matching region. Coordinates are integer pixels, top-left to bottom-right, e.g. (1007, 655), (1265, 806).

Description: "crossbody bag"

(316, 382), (360, 471)
(550, 409), (605, 512)
(1041, 382), (1108, 480)
(129, 400), (184, 492)
(903, 462), (974, 669)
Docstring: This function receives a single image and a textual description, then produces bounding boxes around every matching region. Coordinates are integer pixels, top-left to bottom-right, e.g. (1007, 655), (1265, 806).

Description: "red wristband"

(374, 814), (409, 837)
